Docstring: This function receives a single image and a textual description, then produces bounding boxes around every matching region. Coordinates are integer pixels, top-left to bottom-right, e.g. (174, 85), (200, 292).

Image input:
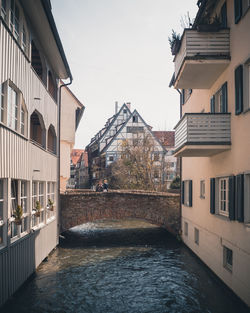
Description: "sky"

(51, 0), (198, 148)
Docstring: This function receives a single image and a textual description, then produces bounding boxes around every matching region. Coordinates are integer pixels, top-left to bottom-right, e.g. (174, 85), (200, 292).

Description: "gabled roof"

(153, 131), (175, 147)
(102, 109), (166, 154)
(71, 149), (84, 165)
(86, 103), (132, 149)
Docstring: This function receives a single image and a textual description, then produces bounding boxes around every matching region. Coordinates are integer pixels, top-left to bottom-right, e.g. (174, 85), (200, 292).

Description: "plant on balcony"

(34, 200), (41, 217)
(197, 15), (221, 32)
(168, 30), (181, 55)
(48, 198), (54, 211)
(13, 205), (23, 225)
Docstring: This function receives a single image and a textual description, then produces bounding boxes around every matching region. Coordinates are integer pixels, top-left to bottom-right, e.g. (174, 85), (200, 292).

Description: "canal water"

(2, 219), (250, 313)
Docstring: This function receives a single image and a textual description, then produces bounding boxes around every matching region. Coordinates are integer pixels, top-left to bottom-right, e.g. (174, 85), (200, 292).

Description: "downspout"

(57, 75), (73, 236)
(176, 88), (182, 235)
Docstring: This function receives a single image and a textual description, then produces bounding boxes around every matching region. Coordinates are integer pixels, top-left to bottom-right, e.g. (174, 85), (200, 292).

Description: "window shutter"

(181, 181), (185, 205)
(221, 2), (227, 28)
(189, 180), (192, 207)
(222, 82), (228, 113)
(210, 96), (215, 113)
(210, 178), (215, 214)
(229, 176), (236, 220)
(236, 174), (244, 222)
(234, 0), (242, 24)
(235, 65), (243, 115)
(181, 89), (185, 105)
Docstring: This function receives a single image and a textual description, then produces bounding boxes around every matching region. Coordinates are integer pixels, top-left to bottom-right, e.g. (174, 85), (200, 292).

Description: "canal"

(2, 219), (250, 313)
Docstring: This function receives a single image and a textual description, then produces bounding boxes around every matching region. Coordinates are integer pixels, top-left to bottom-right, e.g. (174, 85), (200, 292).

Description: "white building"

(0, 0), (72, 306)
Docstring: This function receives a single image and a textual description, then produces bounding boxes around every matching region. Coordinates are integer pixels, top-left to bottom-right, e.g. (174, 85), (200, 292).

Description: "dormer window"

(123, 109), (127, 114)
(10, 0), (20, 41)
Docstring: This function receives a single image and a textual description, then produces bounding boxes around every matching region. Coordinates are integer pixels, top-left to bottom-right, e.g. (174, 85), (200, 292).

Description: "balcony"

(174, 113), (231, 157)
(174, 29), (230, 89)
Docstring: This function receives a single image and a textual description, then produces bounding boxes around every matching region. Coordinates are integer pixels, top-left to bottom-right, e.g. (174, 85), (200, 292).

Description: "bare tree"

(106, 134), (169, 191)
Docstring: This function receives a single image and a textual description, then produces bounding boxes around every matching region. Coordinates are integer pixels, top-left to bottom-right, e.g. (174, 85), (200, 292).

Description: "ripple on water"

(2, 219), (250, 313)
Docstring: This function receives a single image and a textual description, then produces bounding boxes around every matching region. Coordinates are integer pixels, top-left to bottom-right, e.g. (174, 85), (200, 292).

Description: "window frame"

(194, 228), (199, 245)
(20, 180), (29, 234)
(184, 221), (188, 236)
(223, 246), (233, 272)
(218, 177), (229, 217)
(47, 182), (56, 221)
(0, 179), (6, 248)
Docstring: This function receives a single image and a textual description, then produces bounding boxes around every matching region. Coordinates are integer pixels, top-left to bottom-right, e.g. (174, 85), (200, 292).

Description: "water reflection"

(2, 219), (250, 313)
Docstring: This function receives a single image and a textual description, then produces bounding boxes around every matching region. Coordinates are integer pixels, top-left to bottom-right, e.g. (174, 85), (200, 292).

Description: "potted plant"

(13, 205), (23, 225)
(48, 198), (54, 211)
(35, 200), (41, 217)
(197, 15), (221, 32)
(168, 30), (181, 55)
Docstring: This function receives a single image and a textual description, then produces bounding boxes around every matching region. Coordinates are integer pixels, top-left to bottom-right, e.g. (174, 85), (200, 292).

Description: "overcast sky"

(51, 0), (198, 148)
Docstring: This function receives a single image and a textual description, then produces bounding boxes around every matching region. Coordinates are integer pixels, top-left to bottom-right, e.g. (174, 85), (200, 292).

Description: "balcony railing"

(174, 113), (231, 157)
(174, 29), (230, 89)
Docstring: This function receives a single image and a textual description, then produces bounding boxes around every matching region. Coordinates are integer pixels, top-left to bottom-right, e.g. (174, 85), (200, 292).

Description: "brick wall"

(60, 190), (180, 235)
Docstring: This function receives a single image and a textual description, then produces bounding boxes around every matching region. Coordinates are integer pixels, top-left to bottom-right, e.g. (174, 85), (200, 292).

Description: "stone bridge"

(60, 190), (180, 235)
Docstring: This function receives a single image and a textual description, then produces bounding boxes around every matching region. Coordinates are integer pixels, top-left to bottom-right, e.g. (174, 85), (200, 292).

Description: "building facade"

(0, 0), (71, 306)
(67, 149), (84, 189)
(170, 0), (250, 306)
(60, 84), (84, 192)
(87, 103), (178, 190)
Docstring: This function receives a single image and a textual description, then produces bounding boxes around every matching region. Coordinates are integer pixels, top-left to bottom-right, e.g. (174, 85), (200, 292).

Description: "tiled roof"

(153, 131), (175, 147)
(71, 149), (84, 165)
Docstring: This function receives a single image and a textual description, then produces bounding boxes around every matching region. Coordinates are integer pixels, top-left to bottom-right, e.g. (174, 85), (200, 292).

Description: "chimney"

(126, 102), (131, 110)
(115, 101), (119, 114)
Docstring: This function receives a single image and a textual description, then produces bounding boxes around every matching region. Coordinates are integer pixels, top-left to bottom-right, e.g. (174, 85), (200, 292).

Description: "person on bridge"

(103, 179), (109, 192)
(96, 180), (103, 192)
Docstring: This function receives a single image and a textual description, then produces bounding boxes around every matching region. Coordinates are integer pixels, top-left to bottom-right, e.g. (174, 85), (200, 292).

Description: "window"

(0, 83), (4, 123)
(109, 156), (114, 161)
(210, 82), (227, 113)
(184, 222), (188, 236)
(39, 182), (45, 224)
(0, 180), (4, 245)
(132, 115), (138, 123)
(219, 178), (229, 217)
(31, 41), (43, 80)
(47, 182), (56, 220)
(194, 228), (199, 245)
(10, 0), (20, 40)
(127, 126), (144, 133)
(1, 82), (27, 135)
(7, 85), (18, 131)
(244, 174), (250, 223)
(48, 125), (57, 154)
(30, 111), (46, 148)
(123, 109), (127, 114)
(20, 181), (28, 233)
(182, 180), (192, 207)
(154, 153), (159, 161)
(242, 0), (250, 15)
(200, 180), (205, 199)
(10, 179), (18, 238)
(1, 0), (6, 21)
(223, 246), (233, 272)
(48, 71), (57, 101)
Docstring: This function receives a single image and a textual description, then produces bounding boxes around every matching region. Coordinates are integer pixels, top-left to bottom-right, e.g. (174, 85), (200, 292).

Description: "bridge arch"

(60, 191), (180, 236)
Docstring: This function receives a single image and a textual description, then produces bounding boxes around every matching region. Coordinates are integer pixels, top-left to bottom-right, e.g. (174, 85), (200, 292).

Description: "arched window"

(47, 124), (57, 154)
(31, 41), (43, 80)
(30, 110), (46, 148)
(48, 71), (57, 101)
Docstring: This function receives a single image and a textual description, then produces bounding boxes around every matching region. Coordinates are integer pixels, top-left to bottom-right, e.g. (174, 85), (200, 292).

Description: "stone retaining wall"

(60, 190), (180, 235)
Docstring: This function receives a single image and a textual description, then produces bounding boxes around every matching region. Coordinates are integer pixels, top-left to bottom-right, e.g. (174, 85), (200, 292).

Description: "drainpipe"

(57, 75), (73, 237)
(176, 88), (182, 235)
